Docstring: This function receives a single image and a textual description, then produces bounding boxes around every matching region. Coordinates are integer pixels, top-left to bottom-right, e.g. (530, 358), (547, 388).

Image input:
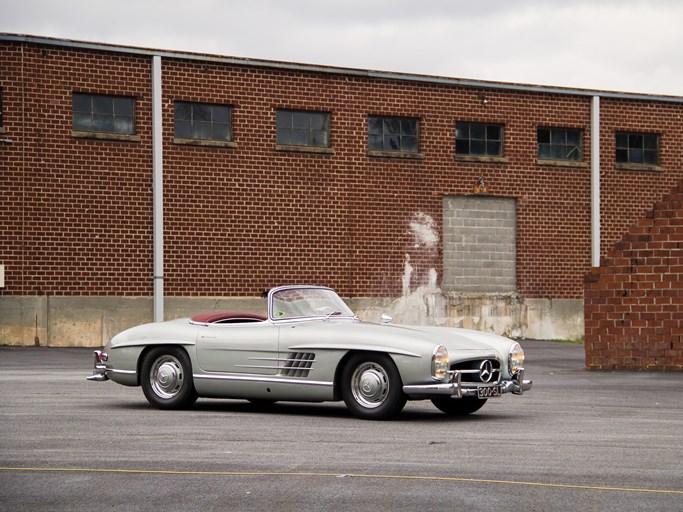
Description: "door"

(196, 322), (278, 375)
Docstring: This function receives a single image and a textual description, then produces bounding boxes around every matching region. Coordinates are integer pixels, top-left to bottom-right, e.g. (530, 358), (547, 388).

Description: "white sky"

(2, 0), (682, 96)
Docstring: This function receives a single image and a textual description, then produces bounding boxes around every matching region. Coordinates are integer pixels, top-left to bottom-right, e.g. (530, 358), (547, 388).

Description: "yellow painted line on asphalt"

(1, 467), (681, 496)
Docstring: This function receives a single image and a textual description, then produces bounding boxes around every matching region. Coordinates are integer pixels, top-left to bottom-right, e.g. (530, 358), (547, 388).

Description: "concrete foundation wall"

(1, 294), (584, 347)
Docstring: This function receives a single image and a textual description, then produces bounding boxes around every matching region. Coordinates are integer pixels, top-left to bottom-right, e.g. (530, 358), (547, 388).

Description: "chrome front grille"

(280, 352), (315, 377)
(450, 359), (501, 384)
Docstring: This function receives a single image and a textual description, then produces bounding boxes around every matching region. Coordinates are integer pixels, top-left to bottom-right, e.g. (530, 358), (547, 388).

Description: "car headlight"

(432, 345), (449, 381)
(508, 342), (525, 375)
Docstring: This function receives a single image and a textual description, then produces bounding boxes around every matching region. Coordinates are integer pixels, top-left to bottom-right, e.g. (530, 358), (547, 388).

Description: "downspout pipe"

(591, 95), (601, 268)
(152, 55), (164, 321)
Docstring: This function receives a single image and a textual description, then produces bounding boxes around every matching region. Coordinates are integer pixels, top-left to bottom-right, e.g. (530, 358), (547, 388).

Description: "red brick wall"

(1, 43), (153, 296)
(2, 39), (683, 302)
(584, 180), (683, 369)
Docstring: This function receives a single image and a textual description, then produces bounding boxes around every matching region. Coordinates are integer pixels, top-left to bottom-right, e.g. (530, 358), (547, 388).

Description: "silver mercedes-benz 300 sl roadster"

(88, 285), (532, 419)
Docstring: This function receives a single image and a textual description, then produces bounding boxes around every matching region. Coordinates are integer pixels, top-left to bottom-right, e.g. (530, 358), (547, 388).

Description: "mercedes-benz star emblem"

(479, 360), (493, 382)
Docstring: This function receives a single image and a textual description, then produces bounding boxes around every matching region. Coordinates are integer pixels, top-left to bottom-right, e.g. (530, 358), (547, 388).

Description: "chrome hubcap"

(150, 355), (183, 399)
(351, 362), (389, 409)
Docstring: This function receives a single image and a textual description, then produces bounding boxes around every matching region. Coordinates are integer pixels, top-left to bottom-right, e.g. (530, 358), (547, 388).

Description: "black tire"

(431, 396), (487, 416)
(141, 347), (198, 409)
(341, 353), (407, 420)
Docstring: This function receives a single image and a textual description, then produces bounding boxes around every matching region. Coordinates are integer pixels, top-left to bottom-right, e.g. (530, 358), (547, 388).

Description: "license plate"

(477, 385), (502, 398)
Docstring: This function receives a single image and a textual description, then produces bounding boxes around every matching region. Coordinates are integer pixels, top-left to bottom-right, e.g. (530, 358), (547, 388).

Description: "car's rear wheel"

(431, 396), (487, 416)
(341, 353), (406, 420)
(141, 347), (198, 409)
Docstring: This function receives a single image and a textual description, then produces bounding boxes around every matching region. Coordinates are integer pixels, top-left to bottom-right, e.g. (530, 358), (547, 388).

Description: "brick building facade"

(585, 180), (683, 369)
(1, 34), (682, 354)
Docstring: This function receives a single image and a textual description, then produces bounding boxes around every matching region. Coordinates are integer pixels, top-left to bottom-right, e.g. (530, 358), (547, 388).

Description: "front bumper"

(86, 350), (110, 382)
(403, 368), (533, 399)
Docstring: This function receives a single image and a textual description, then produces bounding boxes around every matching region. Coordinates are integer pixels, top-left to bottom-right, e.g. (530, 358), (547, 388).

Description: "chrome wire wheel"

(350, 362), (390, 408)
(149, 355), (184, 399)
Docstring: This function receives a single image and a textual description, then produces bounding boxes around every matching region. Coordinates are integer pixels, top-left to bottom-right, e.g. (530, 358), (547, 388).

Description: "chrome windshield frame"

(267, 285), (356, 322)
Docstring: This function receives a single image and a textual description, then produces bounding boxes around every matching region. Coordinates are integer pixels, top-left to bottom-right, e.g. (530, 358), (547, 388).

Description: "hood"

(283, 319), (514, 360)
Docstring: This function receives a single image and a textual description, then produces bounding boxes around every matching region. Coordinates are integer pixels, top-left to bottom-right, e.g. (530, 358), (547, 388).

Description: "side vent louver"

(281, 352), (315, 377)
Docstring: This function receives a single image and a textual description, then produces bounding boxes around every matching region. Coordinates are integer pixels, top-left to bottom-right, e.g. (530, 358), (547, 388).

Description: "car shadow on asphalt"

(106, 398), (515, 422)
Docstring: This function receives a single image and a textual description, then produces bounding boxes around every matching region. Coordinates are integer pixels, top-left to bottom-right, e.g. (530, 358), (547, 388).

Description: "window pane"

(292, 112), (309, 129)
(551, 145), (565, 159)
(470, 123), (486, 140)
(566, 130), (581, 146)
(629, 148), (644, 163)
(643, 134), (658, 150)
(471, 140), (485, 155)
(538, 144), (551, 159)
(213, 123), (231, 140)
(628, 134), (642, 149)
(455, 123), (468, 140)
(113, 116), (133, 134)
(194, 121), (212, 139)
(73, 112), (92, 131)
(93, 96), (112, 114)
(486, 125), (501, 141)
(276, 110), (291, 128)
(384, 118), (400, 135)
(212, 106), (231, 124)
(311, 129), (328, 146)
(402, 135), (418, 152)
(73, 94), (91, 113)
(277, 127), (292, 145)
(193, 105), (211, 122)
(385, 134), (400, 150)
(537, 128), (550, 144)
(175, 102), (191, 120)
(616, 148), (628, 162)
(114, 97), (133, 117)
(368, 117), (383, 134)
(93, 114), (114, 132)
(643, 150), (658, 165)
(368, 134), (383, 150)
(616, 132), (628, 148)
(551, 129), (565, 145)
(310, 113), (327, 131)
(455, 138), (469, 154)
(292, 129), (308, 146)
(175, 120), (192, 138)
(488, 141), (501, 156)
(401, 119), (417, 136)
(567, 145), (581, 160)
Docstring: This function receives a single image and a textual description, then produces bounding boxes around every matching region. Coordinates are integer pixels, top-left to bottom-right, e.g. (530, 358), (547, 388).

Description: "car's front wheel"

(431, 396), (487, 416)
(141, 347), (198, 409)
(341, 353), (407, 420)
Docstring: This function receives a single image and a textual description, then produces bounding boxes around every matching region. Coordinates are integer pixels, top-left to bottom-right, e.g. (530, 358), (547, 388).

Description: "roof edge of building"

(2, 32), (682, 104)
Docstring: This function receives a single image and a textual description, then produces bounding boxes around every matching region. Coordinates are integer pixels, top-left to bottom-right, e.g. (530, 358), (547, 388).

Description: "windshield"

(269, 287), (355, 320)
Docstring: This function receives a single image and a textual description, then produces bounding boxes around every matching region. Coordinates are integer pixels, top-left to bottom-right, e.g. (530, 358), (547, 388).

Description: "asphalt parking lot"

(1, 341), (681, 511)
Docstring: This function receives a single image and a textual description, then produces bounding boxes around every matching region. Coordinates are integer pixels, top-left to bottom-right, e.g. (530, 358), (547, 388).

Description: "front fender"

(107, 341), (196, 387)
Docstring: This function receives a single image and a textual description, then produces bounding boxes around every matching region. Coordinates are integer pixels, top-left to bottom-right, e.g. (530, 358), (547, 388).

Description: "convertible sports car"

(88, 285), (532, 419)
